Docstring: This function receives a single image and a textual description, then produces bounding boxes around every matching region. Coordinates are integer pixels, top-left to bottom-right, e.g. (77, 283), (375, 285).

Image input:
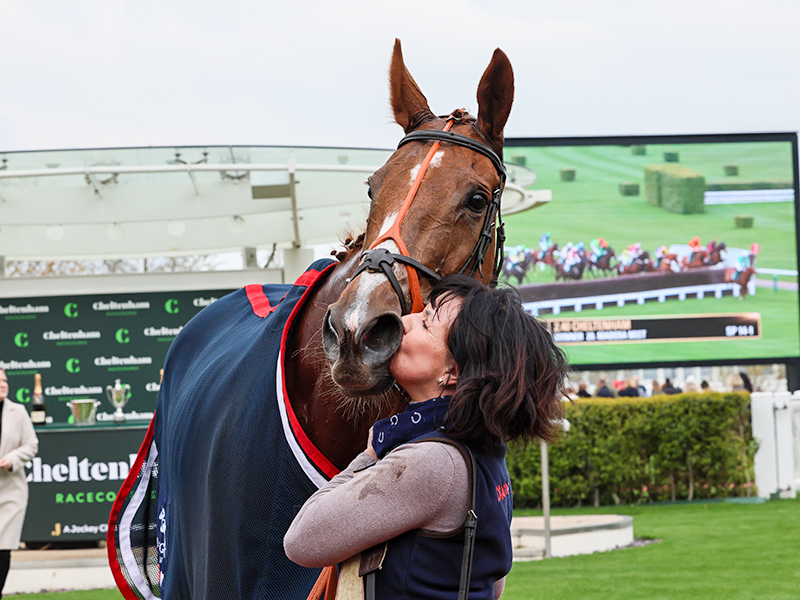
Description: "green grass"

(504, 498), (800, 600)
(14, 500), (800, 600)
(10, 591), (121, 599)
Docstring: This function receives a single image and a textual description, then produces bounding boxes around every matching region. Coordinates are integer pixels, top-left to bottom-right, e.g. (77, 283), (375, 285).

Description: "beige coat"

(0, 400), (39, 549)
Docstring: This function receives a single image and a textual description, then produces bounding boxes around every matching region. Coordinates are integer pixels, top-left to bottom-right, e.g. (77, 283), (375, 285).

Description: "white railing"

(522, 280), (751, 317)
(751, 392), (800, 499)
(793, 401), (800, 491)
(704, 189), (795, 204)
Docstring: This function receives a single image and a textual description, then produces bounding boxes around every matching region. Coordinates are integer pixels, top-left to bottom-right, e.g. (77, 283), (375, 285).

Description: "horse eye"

(465, 192), (488, 213)
(366, 185), (373, 200)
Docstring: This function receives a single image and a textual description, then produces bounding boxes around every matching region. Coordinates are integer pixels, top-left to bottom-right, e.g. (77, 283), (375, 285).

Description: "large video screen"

(502, 133), (800, 368)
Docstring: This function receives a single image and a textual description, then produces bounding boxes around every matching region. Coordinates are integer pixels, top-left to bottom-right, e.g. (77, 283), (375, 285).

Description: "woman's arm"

(284, 442), (468, 567)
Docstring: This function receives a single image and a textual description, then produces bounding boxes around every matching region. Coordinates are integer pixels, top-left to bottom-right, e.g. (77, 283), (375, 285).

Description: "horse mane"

(331, 232), (365, 262)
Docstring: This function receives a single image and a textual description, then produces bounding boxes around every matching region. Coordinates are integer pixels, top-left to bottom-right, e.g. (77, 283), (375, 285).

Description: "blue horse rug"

(107, 258), (339, 600)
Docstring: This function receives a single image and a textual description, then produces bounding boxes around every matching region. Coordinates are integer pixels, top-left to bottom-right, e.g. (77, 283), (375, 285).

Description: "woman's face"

(390, 296), (461, 401)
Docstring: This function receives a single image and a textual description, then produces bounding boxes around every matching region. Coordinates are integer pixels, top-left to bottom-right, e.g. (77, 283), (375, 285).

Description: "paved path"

(6, 547), (115, 595)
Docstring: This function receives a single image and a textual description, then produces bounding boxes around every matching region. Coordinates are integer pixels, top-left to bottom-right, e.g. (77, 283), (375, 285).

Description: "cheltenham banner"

(1, 288), (235, 424)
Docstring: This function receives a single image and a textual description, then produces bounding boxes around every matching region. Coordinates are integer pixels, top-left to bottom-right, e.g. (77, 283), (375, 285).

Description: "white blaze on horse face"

(345, 212), (405, 335)
(345, 240), (403, 334)
(408, 151), (444, 186)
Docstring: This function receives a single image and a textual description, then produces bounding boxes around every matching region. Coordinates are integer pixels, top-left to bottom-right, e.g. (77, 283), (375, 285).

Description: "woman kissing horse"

(109, 39), (515, 600)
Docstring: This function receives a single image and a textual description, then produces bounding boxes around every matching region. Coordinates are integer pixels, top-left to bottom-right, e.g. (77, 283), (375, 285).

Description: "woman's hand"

(365, 427), (377, 459)
(0, 456), (12, 471)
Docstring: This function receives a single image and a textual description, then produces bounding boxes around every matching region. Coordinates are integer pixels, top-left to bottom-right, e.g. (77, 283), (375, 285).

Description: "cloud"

(0, 0), (798, 151)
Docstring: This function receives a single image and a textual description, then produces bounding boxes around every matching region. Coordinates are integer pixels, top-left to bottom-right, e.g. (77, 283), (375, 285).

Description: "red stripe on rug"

(245, 284), (276, 318)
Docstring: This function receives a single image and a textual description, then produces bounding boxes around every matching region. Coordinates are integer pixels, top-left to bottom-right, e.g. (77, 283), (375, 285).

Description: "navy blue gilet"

(374, 431), (514, 600)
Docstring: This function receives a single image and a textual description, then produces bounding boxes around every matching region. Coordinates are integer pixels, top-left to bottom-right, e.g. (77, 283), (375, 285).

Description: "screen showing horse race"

(501, 133), (800, 368)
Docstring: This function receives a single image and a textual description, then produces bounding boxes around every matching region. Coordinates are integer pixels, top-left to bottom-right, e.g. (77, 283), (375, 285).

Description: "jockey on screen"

(539, 232), (552, 253)
(507, 245), (526, 265)
(590, 238), (608, 260)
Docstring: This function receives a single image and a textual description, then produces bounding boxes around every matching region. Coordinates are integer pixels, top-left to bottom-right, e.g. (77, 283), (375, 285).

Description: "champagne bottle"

(31, 373), (47, 425)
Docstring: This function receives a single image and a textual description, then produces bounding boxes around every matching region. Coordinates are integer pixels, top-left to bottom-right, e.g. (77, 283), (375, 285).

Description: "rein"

(349, 113), (507, 314)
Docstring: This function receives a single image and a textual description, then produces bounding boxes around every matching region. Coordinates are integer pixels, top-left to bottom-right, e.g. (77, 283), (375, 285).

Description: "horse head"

(322, 40), (514, 397)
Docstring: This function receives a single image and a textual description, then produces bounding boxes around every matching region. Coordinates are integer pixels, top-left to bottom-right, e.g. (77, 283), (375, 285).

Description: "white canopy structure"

(0, 144), (549, 272)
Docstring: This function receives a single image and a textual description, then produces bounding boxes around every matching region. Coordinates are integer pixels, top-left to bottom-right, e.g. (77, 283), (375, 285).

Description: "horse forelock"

(331, 232), (365, 262)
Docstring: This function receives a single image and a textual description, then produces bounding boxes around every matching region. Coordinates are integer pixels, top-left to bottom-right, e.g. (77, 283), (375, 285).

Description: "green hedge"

(507, 393), (755, 508)
(619, 182), (641, 196)
(644, 164), (706, 214)
(644, 165), (663, 207)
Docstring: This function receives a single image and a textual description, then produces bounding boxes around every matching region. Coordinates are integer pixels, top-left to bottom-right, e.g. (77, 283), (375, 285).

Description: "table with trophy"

(21, 377), (153, 544)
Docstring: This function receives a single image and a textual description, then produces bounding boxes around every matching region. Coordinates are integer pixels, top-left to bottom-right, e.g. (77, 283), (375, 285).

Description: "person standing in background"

(595, 375), (615, 398)
(0, 369), (39, 599)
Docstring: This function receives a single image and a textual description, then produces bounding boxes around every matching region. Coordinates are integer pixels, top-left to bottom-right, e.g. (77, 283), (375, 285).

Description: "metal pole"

(541, 439), (551, 558)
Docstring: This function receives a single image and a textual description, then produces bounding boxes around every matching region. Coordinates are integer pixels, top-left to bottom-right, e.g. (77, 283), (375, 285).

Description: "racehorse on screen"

(108, 40), (515, 600)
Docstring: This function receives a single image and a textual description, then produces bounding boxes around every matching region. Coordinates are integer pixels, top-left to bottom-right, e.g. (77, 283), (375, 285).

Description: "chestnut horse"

(725, 266), (756, 298)
(618, 252), (655, 275)
(109, 40), (515, 600)
(534, 244), (560, 271)
(312, 42), (513, 468)
(588, 246), (616, 276)
(709, 242), (727, 265)
(502, 249), (537, 285)
(657, 253), (680, 272)
(682, 250), (710, 269)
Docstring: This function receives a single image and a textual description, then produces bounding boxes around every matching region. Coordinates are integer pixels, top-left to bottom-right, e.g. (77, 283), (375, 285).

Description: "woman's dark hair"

(428, 275), (569, 450)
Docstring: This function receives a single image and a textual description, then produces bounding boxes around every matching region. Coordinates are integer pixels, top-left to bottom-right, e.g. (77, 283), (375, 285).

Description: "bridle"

(348, 112), (507, 315)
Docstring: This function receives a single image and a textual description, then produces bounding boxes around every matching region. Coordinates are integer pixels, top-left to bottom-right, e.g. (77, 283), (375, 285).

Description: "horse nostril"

(324, 311), (339, 343)
(322, 309), (341, 360)
(360, 314), (403, 357)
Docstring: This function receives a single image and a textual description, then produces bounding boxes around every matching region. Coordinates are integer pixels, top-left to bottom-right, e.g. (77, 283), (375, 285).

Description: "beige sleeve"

(284, 442), (469, 568)
(6, 406), (38, 472)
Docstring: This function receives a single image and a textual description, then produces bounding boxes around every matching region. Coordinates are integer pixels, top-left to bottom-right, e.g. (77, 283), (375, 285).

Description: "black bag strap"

(458, 445), (479, 600)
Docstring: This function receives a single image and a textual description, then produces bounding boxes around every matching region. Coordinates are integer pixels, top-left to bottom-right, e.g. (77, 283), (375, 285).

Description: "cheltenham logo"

(144, 326), (183, 337)
(193, 296), (219, 307)
(94, 355), (153, 367)
(45, 385), (104, 397)
(0, 303), (49, 315)
(0, 359), (52, 370)
(92, 300), (150, 311)
(26, 454), (137, 483)
(43, 330), (101, 341)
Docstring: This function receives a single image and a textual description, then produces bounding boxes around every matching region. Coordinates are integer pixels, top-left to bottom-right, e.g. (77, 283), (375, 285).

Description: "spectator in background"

(683, 375), (699, 393)
(739, 372), (754, 393)
(662, 378), (682, 395)
(0, 368), (39, 599)
(618, 377), (640, 397)
(651, 380), (663, 395)
(596, 376), (615, 398)
(576, 382), (592, 398)
(700, 380), (710, 391)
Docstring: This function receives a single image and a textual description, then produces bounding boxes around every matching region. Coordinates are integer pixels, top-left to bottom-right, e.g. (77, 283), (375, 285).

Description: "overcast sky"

(1, 0), (798, 153)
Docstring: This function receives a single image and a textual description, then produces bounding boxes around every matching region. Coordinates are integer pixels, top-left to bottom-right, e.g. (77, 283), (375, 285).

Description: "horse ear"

(476, 49), (514, 155)
(389, 39), (434, 133)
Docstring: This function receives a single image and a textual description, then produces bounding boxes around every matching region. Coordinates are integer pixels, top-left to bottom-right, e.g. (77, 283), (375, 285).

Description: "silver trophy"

(106, 379), (132, 423)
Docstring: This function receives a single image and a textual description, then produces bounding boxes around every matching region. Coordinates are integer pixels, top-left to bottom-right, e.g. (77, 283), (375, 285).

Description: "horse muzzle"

(322, 304), (403, 395)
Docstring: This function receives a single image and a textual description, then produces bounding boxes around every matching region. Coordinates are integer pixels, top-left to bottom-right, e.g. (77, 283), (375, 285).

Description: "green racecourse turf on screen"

(501, 140), (800, 365)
